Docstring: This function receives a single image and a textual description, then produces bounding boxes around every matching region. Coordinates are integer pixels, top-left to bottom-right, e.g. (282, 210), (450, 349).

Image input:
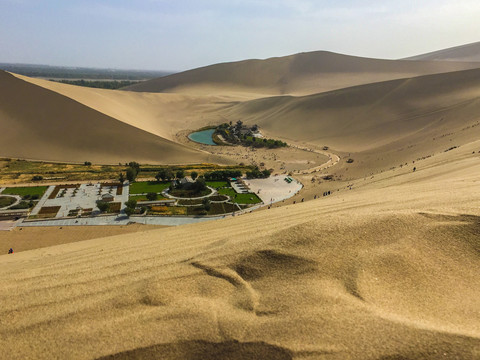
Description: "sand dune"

(13, 73), (239, 141)
(2, 45), (480, 359)
(0, 71), (227, 165)
(124, 51), (480, 96)
(1, 143), (479, 359)
(220, 67), (480, 174)
(404, 41), (480, 62)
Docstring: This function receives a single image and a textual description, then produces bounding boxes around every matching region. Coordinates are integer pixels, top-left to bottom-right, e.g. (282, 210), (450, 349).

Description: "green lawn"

(232, 193), (262, 204)
(217, 188), (262, 204)
(206, 181), (229, 189)
(2, 186), (48, 198)
(218, 188), (237, 197)
(129, 181), (171, 194)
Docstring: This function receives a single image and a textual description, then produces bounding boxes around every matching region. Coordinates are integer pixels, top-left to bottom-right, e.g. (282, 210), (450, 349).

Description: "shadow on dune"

(231, 249), (317, 281)
(96, 340), (293, 360)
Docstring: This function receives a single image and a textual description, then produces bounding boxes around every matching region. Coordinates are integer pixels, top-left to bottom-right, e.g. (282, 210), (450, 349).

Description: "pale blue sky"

(1, 0), (479, 71)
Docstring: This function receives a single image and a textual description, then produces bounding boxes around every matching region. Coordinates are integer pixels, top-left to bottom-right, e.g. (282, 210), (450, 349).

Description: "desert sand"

(404, 40), (480, 62)
(1, 45), (480, 359)
(0, 224), (164, 253)
(123, 50), (480, 96)
(0, 71), (229, 165)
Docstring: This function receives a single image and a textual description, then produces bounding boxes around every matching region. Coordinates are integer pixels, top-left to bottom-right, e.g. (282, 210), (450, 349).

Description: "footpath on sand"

(290, 145), (340, 175)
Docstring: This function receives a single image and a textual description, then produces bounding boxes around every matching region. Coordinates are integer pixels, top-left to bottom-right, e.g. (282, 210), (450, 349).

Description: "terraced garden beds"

(38, 206), (61, 218)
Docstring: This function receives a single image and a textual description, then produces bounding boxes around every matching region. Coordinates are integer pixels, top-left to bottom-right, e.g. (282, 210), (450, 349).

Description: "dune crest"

(124, 51), (480, 96)
(404, 41), (480, 62)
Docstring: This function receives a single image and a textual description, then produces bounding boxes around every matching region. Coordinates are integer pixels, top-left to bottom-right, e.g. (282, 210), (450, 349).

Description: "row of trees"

(246, 167), (271, 179)
(203, 170), (242, 181)
(56, 79), (140, 90)
(155, 168), (193, 182)
(118, 162), (141, 183)
(241, 136), (287, 149)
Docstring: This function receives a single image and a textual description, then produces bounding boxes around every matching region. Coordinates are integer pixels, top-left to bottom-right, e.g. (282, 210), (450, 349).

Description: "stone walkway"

(20, 214), (224, 227)
(30, 186), (55, 216)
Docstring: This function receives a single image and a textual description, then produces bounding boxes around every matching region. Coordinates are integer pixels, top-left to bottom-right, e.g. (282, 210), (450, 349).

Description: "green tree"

(125, 199), (137, 209)
(96, 201), (109, 213)
(176, 169), (185, 179)
(126, 167), (137, 182)
(128, 161), (140, 171)
(156, 168), (173, 181)
(155, 169), (166, 182)
(118, 172), (125, 183)
(191, 171), (198, 180)
(124, 207), (135, 217)
(192, 177), (207, 193)
(202, 198), (211, 212)
(146, 192), (158, 201)
(261, 169), (271, 178)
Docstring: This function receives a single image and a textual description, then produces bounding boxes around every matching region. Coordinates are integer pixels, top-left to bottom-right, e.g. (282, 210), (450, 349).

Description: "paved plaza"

(245, 175), (303, 205)
(31, 183), (129, 218)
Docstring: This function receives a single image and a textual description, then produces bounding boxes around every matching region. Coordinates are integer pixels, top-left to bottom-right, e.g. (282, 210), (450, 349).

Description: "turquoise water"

(188, 129), (217, 146)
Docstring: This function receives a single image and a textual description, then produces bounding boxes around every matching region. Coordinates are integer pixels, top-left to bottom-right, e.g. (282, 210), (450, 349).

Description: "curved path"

(162, 186), (216, 200)
(289, 144), (340, 175)
(0, 194), (22, 210)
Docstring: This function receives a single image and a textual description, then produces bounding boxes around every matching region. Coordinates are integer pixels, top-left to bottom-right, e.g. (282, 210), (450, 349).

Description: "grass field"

(217, 188), (262, 204)
(129, 181), (171, 194)
(2, 186), (48, 198)
(206, 181), (229, 189)
(217, 187), (237, 197)
(232, 193), (262, 204)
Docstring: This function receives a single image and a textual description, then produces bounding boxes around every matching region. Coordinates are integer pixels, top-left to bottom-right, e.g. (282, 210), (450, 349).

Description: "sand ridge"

(404, 40), (480, 62)
(124, 50), (480, 96)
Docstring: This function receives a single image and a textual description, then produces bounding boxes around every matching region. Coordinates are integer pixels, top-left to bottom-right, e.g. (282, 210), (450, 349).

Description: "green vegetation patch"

(169, 188), (212, 198)
(3, 186), (48, 198)
(177, 198), (204, 206)
(186, 202), (239, 216)
(0, 196), (16, 208)
(129, 194), (167, 202)
(206, 181), (229, 189)
(218, 188), (237, 197)
(129, 181), (171, 194)
(232, 193), (262, 204)
(54, 79), (140, 89)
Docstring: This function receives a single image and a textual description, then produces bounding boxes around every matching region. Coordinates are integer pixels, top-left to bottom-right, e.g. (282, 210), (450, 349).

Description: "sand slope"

(0, 71), (226, 164)
(0, 143), (479, 359)
(13, 73), (240, 140)
(404, 41), (480, 62)
(124, 51), (480, 96)
(221, 67), (480, 167)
